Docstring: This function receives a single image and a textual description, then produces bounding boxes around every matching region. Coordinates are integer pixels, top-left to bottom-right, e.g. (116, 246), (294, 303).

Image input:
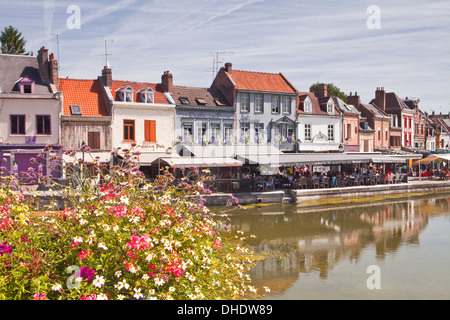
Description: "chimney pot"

(102, 67), (113, 88)
(162, 71), (173, 93)
(225, 62), (232, 74)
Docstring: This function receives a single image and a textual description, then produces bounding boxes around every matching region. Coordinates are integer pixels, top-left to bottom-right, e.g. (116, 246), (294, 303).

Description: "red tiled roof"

(58, 78), (109, 116)
(110, 80), (170, 104)
(298, 92), (340, 115)
(228, 70), (297, 93)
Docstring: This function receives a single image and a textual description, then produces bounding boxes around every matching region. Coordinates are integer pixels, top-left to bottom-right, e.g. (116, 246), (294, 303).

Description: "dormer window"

(179, 97), (190, 105)
(138, 88), (154, 104)
(304, 101), (312, 113)
(17, 76), (35, 94)
(117, 86), (134, 102)
(327, 101), (334, 114)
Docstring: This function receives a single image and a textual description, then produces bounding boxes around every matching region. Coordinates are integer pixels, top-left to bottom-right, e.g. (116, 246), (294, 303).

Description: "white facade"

(296, 114), (343, 152)
(111, 102), (176, 153)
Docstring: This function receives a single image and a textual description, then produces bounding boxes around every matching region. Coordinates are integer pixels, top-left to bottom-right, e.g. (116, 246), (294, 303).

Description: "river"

(220, 194), (450, 300)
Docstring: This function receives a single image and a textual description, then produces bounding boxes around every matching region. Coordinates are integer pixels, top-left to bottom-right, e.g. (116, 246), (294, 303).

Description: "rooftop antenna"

(50, 33), (60, 70)
(104, 39), (114, 68)
(210, 51), (234, 81)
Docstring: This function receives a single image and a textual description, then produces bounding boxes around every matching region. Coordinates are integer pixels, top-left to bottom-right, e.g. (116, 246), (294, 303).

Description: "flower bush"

(0, 145), (267, 300)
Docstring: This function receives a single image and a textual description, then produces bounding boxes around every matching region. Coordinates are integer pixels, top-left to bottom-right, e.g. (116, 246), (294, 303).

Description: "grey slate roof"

(0, 54), (51, 94)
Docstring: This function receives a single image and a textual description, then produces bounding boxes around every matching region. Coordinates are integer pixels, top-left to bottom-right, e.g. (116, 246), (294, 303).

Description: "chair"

(300, 176), (308, 189)
(322, 177), (330, 188)
(312, 176), (320, 189)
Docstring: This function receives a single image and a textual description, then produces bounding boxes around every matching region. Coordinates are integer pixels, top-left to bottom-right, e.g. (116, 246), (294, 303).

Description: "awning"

(154, 157), (243, 168)
(137, 152), (180, 165)
(179, 144), (283, 158)
(412, 156), (439, 166)
(237, 153), (407, 167)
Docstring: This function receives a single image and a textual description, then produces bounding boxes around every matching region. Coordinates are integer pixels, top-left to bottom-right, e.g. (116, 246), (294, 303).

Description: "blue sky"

(1, 0), (450, 114)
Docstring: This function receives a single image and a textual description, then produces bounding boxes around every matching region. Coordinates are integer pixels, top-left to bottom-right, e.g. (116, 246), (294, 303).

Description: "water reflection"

(218, 195), (450, 297)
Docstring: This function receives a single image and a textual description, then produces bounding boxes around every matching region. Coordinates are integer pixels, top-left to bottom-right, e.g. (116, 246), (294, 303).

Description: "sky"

(1, 0), (449, 114)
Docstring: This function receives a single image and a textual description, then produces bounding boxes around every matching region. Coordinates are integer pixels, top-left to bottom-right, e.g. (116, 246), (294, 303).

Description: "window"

(183, 123), (193, 142)
(196, 98), (207, 105)
(117, 87), (134, 102)
(240, 123), (250, 143)
(36, 115), (51, 135)
(305, 124), (311, 141)
(346, 123), (351, 140)
(271, 95), (280, 114)
(254, 123), (264, 143)
(224, 124), (233, 144)
(283, 96), (291, 114)
(179, 97), (190, 105)
(197, 123), (206, 144)
(255, 94), (263, 113)
(211, 123), (220, 143)
(123, 120), (135, 141)
(240, 93), (250, 112)
(328, 125), (334, 141)
(10, 115), (25, 135)
(139, 88), (154, 104)
(23, 85), (32, 93)
(385, 128), (388, 141)
(327, 102), (334, 114)
(304, 100), (312, 113)
(70, 105), (82, 115)
(144, 120), (156, 143)
(88, 132), (101, 150)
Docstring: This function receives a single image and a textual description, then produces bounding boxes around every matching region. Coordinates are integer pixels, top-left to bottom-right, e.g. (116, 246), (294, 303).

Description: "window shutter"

(145, 120), (157, 143)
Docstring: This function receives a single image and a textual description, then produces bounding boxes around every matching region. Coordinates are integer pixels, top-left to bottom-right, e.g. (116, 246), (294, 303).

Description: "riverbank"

(22, 178), (450, 210)
(202, 178), (450, 207)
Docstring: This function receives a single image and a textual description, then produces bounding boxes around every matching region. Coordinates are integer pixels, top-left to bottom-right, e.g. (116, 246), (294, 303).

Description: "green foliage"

(309, 82), (347, 102)
(1, 26), (28, 55)
(0, 145), (268, 300)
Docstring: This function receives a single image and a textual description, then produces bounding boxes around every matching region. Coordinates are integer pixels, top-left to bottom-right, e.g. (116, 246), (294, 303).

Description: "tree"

(1, 26), (28, 55)
(310, 82), (347, 103)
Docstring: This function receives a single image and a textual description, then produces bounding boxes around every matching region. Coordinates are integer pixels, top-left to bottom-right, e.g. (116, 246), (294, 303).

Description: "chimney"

(347, 91), (360, 107)
(37, 46), (50, 82)
(375, 87), (386, 111)
(161, 71), (173, 93)
(225, 62), (232, 74)
(102, 66), (112, 88)
(318, 83), (328, 97)
(49, 53), (59, 86)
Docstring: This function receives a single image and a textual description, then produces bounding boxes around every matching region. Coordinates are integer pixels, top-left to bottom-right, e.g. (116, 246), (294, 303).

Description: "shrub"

(0, 145), (267, 300)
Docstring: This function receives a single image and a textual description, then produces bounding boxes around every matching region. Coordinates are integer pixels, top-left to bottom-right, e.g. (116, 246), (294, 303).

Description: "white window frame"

(304, 100), (312, 113)
(139, 88), (154, 104)
(328, 124), (335, 141)
(305, 124), (311, 141)
(282, 96), (291, 114)
(254, 94), (263, 113)
(240, 93), (250, 113)
(117, 86), (134, 102)
(271, 95), (280, 114)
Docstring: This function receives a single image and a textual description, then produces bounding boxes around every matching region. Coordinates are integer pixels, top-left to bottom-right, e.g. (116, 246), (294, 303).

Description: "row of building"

(0, 46), (449, 181)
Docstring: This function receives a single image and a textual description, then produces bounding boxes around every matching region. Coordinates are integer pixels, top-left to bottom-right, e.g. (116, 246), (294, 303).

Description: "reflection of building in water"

(236, 197), (449, 295)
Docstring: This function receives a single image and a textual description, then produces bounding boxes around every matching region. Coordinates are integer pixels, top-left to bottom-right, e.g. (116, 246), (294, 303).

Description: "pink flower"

(78, 250), (92, 261)
(33, 292), (47, 300)
(213, 238), (222, 250)
(80, 294), (97, 300)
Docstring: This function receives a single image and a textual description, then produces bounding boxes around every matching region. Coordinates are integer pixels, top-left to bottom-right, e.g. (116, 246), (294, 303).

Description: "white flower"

(98, 242), (108, 250)
(93, 275), (105, 288)
(154, 277), (165, 286)
(169, 286), (175, 292)
(51, 283), (62, 291)
(120, 195), (129, 205)
(128, 265), (138, 273)
(79, 218), (88, 225)
(97, 293), (108, 300)
(133, 288), (143, 299)
(73, 236), (83, 243)
(117, 280), (130, 290)
(142, 274), (149, 280)
(117, 294), (125, 300)
(115, 271), (122, 278)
